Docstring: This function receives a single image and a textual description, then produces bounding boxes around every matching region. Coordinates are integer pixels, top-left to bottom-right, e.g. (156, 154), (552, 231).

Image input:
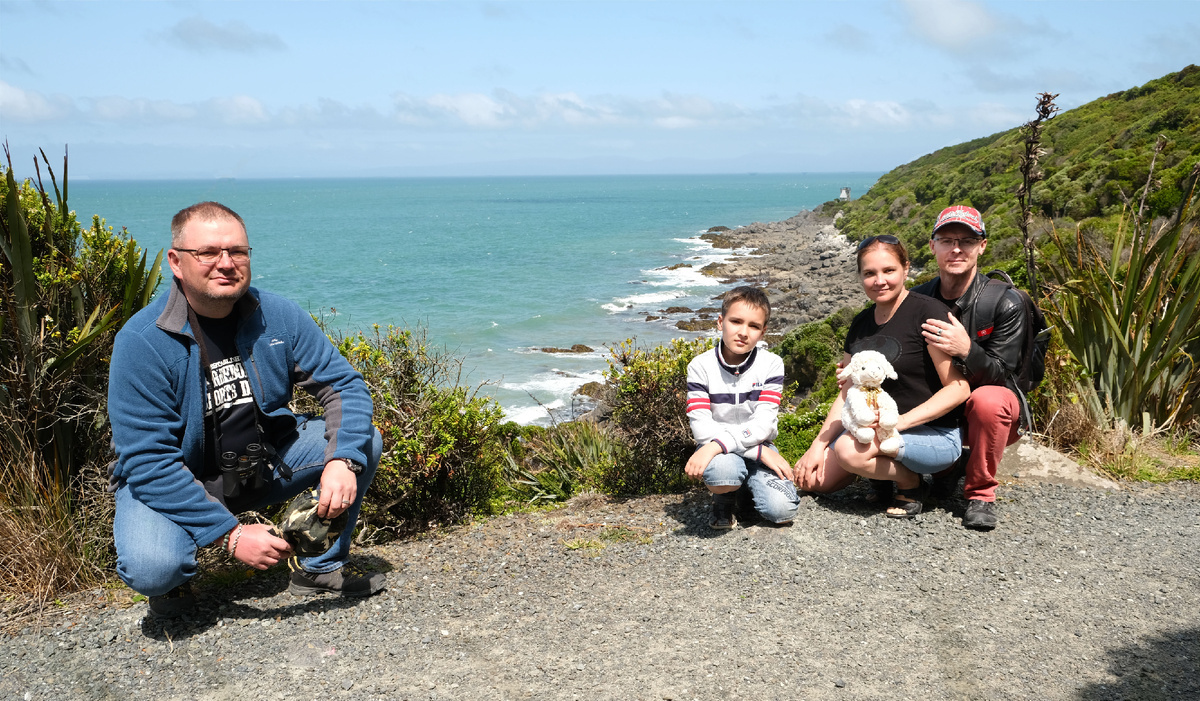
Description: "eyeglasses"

(932, 236), (984, 250)
(175, 246), (252, 264)
(856, 235), (901, 251)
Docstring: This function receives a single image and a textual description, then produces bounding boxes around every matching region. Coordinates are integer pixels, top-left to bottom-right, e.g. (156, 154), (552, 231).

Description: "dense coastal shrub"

(603, 337), (713, 495)
(0, 149), (162, 612)
(301, 324), (513, 537)
(775, 305), (858, 408)
(833, 65), (1200, 279)
(774, 405), (831, 465)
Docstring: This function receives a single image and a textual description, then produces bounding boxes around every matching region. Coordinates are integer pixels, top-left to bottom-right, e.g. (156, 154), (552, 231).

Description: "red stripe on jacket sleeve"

(757, 390), (782, 405)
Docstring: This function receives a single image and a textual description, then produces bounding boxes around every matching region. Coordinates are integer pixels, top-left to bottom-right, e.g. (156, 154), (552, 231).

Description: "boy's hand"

(685, 442), (723, 481)
(758, 447), (794, 482)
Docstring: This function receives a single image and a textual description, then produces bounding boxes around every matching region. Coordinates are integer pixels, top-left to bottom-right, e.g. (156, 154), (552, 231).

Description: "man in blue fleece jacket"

(108, 201), (384, 618)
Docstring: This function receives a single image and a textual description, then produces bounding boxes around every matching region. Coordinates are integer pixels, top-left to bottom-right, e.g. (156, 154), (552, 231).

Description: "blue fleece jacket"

(107, 281), (375, 548)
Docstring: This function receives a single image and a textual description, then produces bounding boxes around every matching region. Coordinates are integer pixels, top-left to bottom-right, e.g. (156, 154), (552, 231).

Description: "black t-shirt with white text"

(195, 313), (260, 484)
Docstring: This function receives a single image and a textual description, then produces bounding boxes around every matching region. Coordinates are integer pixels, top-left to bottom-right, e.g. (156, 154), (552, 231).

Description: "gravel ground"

(3, 479), (1198, 701)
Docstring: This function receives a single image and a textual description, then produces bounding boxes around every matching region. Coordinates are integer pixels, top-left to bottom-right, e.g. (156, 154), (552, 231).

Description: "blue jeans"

(702, 452), (800, 523)
(114, 418), (383, 597)
(895, 424), (962, 475)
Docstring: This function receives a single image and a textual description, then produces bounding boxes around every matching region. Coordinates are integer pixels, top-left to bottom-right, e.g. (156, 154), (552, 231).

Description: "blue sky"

(1, 0), (1196, 179)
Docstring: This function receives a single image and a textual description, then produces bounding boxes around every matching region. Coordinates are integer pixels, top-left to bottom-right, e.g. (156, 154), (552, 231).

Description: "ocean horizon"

(72, 173), (880, 423)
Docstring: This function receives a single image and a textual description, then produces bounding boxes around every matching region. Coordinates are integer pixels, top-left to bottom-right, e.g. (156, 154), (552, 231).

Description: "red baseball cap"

(932, 205), (986, 238)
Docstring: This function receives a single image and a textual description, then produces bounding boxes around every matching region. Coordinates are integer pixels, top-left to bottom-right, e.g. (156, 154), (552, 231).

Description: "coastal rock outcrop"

(702, 209), (862, 332)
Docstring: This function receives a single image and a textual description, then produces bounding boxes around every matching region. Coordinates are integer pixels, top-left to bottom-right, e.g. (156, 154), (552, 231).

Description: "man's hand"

(758, 447), (794, 482)
(230, 523), (292, 570)
(318, 459), (359, 519)
(922, 312), (970, 359)
(685, 442), (723, 481)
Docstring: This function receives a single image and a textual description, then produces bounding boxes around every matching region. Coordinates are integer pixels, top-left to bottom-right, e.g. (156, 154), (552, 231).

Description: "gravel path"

(4, 480), (1198, 701)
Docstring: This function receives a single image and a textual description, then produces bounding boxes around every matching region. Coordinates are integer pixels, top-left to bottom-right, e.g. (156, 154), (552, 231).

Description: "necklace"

(874, 289), (908, 325)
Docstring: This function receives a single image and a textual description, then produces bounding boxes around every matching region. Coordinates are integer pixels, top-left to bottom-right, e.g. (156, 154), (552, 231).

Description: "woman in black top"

(795, 236), (969, 517)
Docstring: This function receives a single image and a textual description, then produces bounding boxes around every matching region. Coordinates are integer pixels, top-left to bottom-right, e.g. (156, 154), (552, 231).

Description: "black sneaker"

(734, 487), (759, 524)
(708, 494), (737, 530)
(148, 581), (196, 619)
(963, 499), (998, 530)
(287, 558), (386, 597)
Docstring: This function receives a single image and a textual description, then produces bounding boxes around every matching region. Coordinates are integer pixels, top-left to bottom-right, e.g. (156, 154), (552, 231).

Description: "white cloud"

(900, 0), (1001, 54)
(0, 82), (1037, 142)
(209, 96), (270, 126)
(0, 81), (72, 122)
(164, 15), (287, 54)
(841, 99), (913, 127)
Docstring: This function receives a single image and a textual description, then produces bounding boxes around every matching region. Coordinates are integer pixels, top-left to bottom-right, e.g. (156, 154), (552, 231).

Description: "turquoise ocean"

(72, 174), (879, 424)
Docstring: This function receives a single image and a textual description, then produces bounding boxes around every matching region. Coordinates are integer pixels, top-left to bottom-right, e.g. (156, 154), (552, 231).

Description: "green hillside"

(829, 65), (1200, 281)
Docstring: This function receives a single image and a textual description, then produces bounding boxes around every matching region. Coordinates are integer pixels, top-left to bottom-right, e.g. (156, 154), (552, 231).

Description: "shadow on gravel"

(138, 554), (394, 642)
(1075, 626), (1200, 700)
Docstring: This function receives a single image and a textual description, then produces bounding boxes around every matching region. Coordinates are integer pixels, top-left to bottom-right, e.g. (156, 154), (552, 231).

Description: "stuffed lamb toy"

(839, 350), (902, 456)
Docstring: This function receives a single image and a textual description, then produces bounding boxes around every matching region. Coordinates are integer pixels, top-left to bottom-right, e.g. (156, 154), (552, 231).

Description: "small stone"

(342, 680), (354, 691)
(834, 679), (846, 688)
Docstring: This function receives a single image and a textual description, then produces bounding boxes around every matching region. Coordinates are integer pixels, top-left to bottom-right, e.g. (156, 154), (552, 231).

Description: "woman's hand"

(794, 442), (826, 488)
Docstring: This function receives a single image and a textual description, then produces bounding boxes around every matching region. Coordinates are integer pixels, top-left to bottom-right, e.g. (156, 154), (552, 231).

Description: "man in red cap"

(911, 206), (1028, 530)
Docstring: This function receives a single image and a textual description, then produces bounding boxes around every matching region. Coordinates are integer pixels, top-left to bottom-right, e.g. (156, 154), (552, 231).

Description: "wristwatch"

(341, 458), (364, 474)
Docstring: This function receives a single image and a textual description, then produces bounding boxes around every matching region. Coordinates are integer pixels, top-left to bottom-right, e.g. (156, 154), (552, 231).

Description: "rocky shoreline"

(668, 208), (862, 334)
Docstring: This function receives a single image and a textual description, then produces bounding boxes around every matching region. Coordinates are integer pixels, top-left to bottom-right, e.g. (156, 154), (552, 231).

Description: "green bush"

(302, 324), (513, 536)
(774, 404), (832, 465)
(774, 305), (858, 408)
(603, 337), (713, 495)
(1, 149), (161, 613)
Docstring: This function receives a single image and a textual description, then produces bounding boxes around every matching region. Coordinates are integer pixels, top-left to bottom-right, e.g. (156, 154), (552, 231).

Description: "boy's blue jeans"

(702, 452), (800, 523)
(114, 418), (383, 597)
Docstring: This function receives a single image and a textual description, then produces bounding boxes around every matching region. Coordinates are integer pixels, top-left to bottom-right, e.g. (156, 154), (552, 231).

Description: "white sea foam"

(500, 368), (605, 395)
(641, 263), (721, 288)
(503, 401), (564, 425)
(602, 289), (686, 313)
(499, 368), (607, 425)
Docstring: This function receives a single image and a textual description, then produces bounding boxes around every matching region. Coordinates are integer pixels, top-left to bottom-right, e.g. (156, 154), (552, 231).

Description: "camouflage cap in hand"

(278, 488), (350, 557)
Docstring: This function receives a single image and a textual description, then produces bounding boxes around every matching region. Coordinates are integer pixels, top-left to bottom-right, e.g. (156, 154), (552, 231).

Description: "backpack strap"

(969, 272), (1013, 343)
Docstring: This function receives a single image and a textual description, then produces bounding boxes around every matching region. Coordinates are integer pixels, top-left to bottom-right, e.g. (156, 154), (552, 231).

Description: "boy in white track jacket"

(684, 287), (800, 529)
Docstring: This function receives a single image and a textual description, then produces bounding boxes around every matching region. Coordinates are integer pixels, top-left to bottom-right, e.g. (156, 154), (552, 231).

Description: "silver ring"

(341, 500), (352, 505)
(936, 329), (942, 337)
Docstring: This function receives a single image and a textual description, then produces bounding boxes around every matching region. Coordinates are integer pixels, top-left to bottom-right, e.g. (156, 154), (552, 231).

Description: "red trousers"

(962, 385), (1020, 502)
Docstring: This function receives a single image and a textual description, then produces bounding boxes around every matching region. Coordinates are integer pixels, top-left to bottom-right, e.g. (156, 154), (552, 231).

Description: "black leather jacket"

(911, 272), (1026, 391)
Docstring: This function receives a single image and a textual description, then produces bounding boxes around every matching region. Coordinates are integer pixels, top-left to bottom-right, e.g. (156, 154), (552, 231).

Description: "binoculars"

(220, 443), (269, 500)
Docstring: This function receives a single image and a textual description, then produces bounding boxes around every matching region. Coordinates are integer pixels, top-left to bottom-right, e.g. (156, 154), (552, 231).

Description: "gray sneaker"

(963, 499), (998, 530)
(708, 494), (737, 530)
(148, 582), (196, 619)
(288, 558), (386, 597)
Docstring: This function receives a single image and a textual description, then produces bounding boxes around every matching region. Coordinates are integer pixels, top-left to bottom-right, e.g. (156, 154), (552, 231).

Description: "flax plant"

(1, 146), (161, 611)
(1045, 149), (1200, 434)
